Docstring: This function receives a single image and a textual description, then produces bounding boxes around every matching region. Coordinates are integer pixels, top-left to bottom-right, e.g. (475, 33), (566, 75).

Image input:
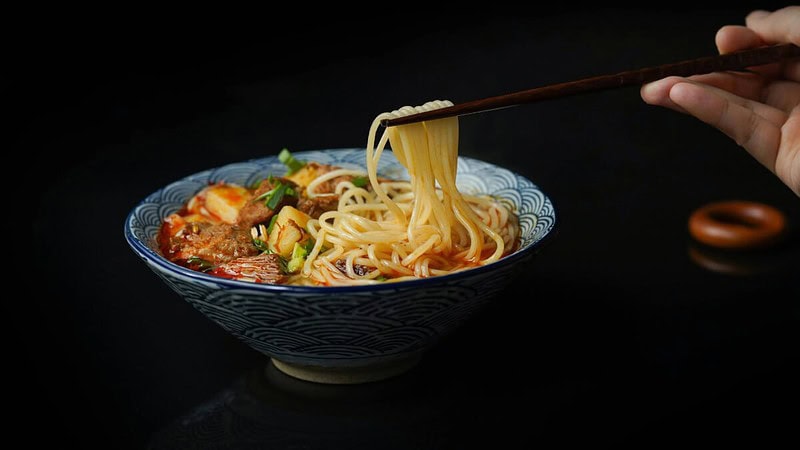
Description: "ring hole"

(707, 211), (761, 229)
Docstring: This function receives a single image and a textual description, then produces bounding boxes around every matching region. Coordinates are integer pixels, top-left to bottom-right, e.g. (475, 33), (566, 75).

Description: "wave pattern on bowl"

(149, 260), (520, 365)
(125, 148), (556, 371)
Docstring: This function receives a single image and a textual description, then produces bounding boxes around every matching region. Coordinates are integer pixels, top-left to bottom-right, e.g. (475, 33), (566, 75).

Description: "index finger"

(746, 7), (800, 82)
(746, 7), (800, 46)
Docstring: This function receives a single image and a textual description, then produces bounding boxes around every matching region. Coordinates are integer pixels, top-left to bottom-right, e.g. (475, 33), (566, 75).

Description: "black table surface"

(21, 6), (799, 449)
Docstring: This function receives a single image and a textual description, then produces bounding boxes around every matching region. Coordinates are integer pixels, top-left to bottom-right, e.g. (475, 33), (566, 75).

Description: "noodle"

(161, 100), (521, 286)
(301, 100), (519, 286)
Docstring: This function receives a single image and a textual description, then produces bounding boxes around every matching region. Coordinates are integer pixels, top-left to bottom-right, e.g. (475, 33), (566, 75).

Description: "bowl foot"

(271, 355), (422, 385)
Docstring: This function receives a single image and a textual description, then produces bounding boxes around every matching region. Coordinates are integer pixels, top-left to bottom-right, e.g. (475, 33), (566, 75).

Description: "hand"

(641, 6), (800, 196)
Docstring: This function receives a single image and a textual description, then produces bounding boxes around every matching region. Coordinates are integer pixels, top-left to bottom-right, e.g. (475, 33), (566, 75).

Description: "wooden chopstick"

(381, 43), (800, 127)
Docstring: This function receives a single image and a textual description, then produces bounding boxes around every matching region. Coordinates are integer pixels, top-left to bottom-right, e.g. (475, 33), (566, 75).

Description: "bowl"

(124, 148), (556, 384)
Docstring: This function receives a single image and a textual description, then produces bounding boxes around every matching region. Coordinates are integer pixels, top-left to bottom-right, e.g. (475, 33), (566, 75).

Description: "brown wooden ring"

(688, 201), (787, 250)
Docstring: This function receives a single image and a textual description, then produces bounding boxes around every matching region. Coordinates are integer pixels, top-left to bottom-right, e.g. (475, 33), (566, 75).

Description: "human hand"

(641, 6), (800, 196)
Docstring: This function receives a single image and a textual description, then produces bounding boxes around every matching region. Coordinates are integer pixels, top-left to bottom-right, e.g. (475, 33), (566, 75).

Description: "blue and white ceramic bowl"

(125, 148), (556, 383)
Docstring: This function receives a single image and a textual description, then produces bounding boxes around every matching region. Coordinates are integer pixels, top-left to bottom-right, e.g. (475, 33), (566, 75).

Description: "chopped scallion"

(278, 148), (306, 175)
(253, 238), (269, 253)
(266, 214), (279, 234)
(255, 181), (295, 210)
(303, 238), (316, 254)
(186, 256), (215, 272)
(266, 183), (288, 209)
(248, 178), (264, 190)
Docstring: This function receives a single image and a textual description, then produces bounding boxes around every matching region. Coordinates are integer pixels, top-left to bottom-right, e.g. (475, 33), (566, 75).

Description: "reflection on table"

(149, 361), (451, 449)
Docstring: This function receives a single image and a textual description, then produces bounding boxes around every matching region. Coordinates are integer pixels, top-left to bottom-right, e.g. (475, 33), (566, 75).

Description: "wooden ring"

(688, 200), (786, 250)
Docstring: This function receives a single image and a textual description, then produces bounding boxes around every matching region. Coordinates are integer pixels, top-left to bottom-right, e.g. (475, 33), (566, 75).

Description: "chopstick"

(381, 43), (800, 127)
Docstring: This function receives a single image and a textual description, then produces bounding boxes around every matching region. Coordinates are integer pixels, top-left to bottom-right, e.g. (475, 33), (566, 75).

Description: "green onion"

(248, 178), (264, 190)
(279, 148), (306, 175)
(186, 256), (215, 272)
(277, 255), (289, 274)
(303, 238), (316, 254)
(286, 241), (311, 274)
(291, 242), (308, 260)
(266, 214), (279, 234)
(266, 183), (288, 209)
(254, 180), (297, 210)
(352, 176), (369, 188)
(254, 188), (273, 203)
(252, 238), (270, 253)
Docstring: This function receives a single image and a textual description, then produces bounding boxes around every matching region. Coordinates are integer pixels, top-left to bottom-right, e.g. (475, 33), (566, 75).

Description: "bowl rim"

(124, 148), (558, 293)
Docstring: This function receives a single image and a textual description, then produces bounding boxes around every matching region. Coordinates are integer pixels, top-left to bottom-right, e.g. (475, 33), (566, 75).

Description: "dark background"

(18, 5), (799, 449)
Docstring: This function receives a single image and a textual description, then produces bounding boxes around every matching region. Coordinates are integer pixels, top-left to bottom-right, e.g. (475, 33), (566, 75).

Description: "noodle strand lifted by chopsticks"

(300, 100), (518, 286)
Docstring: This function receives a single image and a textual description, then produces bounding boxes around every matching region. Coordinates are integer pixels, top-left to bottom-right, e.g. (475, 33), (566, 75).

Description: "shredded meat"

(297, 195), (340, 219)
(305, 162), (356, 195)
(210, 253), (287, 284)
(171, 224), (257, 264)
(294, 162), (370, 218)
(334, 259), (372, 277)
(236, 177), (299, 228)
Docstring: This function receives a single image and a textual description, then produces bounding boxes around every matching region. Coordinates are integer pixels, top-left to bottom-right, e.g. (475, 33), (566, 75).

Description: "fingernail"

(642, 78), (668, 91)
(640, 81), (663, 103)
(668, 82), (698, 105)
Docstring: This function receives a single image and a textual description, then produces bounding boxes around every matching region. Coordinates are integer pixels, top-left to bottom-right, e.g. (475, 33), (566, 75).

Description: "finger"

(716, 25), (764, 53)
(687, 70), (764, 101)
(693, 73), (800, 113)
(641, 76), (786, 125)
(763, 81), (800, 114)
(746, 7), (800, 82)
(775, 110), (800, 195)
(781, 59), (800, 83)
(684, 81), (788, 127)
(715, 25), (782, 78)
(646, 71), (764, 107)
(746, 7), (800, 46)
(641, 76), (689, 113)
(686, 71), (800, 114)
(669, 82), (782, 172)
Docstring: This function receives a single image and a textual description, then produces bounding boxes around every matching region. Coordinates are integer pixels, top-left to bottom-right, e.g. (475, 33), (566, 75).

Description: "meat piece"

(312, 163), (355, 195)
(334, 258), (372, 277)
(210, 253), (287, 284)
(237, 202), (276, 230)
(159, 213), (195, 258)
(296, 195), (340, 219)
(288, 162), (357, 195)
(236, 177), (299, 228)
(176, 224), (258, 264)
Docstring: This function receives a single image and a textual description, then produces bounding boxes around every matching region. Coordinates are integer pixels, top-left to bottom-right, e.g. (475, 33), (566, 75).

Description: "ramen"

(158, 101), (520, 286)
